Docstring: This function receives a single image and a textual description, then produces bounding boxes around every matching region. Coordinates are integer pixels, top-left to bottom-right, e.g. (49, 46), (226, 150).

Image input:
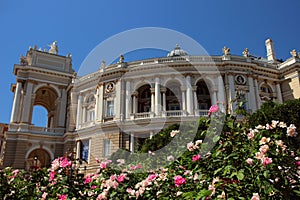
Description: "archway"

(196, 80), (211, 110)
(26, 148), (51, 169)
(33, 87), (58, 128)
(32, 105), (48, 127)
(137, 84), (151, 113)
(165, 81), (181, 111)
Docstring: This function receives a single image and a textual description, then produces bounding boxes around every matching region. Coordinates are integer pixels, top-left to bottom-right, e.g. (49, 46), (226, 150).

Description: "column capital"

(180, 86), (186, 91)
(192, 86), (197, 91)
(160, 87), (167, 93)
(132, 91), (138, 96)
(150, 88), (155, 93)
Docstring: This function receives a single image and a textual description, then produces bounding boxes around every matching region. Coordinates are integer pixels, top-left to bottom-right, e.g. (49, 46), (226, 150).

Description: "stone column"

(193, 86), (198, 115)
(76, 141), (81, 159)
(97, 84), (104, 122)
(21, 81), (33, 123)
(130, 133), (134, 153)
(227, 74), (236, 112)
(82, 105), (87, 124)
(10, 81), (22, 123)
(276, 83), (283, 103)
(155, 77), (161, 116)
(161, 87), (167, 112)
(248, 76), (257, 112)
(132, 92), (138, 114)
(95, 86), (99, 121)
(186, 75), (193, 115)
(181, 86), (186, 113)
(58, 89), (67, 127)
(115, 80), (121, 119)
(125, 81), (131, 119)
(150, 88), (155, 113)
(211, 89), (217, 105)
(76, 94), (83, 129)
(254, 79), (261, 108)
(217, 75), (225, 103)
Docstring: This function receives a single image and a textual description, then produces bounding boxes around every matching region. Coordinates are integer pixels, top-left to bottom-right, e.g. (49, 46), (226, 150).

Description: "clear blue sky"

(0, 0), (300, 125)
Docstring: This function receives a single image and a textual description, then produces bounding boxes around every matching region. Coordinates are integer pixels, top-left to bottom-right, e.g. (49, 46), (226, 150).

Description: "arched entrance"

(196, 80), (211, 115)
(33, 87), (58, 129)
(26, 148), (51, 169)
(137, 84), (151, 113)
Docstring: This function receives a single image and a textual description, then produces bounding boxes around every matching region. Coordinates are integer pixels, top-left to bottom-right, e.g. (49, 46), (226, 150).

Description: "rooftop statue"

(222, 46), (230, 56)
(49, 41), (58, 54)
(118, 54), (124, 63)
(242, 48), (249, 57)
(290, 49), (297, 57)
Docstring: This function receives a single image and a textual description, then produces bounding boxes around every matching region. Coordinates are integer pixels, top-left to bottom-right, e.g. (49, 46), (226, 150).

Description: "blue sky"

(0, 0), (300, 125)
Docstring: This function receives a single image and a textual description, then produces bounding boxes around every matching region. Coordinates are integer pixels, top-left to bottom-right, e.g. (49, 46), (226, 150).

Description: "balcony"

(8, 124), (65, 136)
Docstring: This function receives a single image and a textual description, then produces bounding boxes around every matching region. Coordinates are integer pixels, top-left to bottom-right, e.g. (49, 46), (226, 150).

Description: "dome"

(167, 44), (188, 57)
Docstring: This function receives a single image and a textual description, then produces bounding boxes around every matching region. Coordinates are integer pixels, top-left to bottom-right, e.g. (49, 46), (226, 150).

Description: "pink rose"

(84, 176), (92, 184)
(147, 174), (158, 181)
(117, 174), (126, 183)
(192, 154), (201, 162)
(91, 185), (97, 189)
(58, 194), (67, 200)
(49, 171), (56, 181)
(287, 124), (298, 137)
(209, 105), (219, 113)
(247, 130), (255, 139)
(60, 157), (71, 168)
(187, 142), (194, 151)
(262, 157), (272, 166)
(251, 193), (260, 200)
(246, 158), (253, 166)
(174, 175), (186, 187)
(295, 161), (300, 166)
(259, 144), (269, 154)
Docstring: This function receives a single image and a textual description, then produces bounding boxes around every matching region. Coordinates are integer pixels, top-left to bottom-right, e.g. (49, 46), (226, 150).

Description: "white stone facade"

(1, 40), (300, 169)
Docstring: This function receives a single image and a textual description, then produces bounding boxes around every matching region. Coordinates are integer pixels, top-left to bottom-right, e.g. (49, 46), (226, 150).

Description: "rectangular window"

(107, 101), (114, 117)
(103, 139), (110, 157)
(81, 139), (89, 162)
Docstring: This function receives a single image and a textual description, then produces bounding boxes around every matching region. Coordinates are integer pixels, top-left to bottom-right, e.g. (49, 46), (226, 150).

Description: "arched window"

(32, 105), (48, 127)
(85, 94), (95, 122)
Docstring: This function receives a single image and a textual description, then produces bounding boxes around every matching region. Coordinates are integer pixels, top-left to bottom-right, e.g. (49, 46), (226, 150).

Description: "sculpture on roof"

(242, 48), (249, 57)
(118, 54), (124, 63)
(290, 49), (297, 58)
(19, 55), (28, 66)
(222, 46), (230, 56)
(100, 60), (106, 69)
(49, 41), (58, 54)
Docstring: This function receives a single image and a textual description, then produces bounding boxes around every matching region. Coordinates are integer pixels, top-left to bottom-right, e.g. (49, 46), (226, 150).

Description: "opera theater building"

(1, 39), (299, 170)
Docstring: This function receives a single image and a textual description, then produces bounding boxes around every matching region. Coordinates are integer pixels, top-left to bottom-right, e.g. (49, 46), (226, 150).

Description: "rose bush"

(0, 105), (299, 199)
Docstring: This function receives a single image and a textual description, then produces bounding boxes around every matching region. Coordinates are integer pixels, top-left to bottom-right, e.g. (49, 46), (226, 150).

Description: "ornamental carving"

(235, 75), (246, 85)
(105, 82), (115, 93)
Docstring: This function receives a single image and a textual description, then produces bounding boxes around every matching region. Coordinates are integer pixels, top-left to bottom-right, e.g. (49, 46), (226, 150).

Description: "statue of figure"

(242, 48), (249, 57)
(222, 46), (230, 56)
(290, 49), (297, 57)
(49, 41), (58, 54)
(19, 55), (28, 66)
(298, 52), (300, 58)
(118, 54), (124, 63)
(100, 60), (106, 69)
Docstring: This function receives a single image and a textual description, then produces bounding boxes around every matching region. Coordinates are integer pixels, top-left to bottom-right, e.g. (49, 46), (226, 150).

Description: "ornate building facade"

(1, 39), (300, 169)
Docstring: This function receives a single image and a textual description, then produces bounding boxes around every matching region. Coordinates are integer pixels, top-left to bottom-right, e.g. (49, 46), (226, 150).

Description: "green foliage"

(0, 105), (300, 199)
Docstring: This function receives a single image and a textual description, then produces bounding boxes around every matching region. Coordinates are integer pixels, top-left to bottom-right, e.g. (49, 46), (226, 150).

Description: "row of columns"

(124, 75), (223, 118)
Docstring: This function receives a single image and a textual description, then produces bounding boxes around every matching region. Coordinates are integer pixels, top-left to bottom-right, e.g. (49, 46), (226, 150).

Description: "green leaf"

(237, 170), (244, 181)
(213, 135), (220, 143)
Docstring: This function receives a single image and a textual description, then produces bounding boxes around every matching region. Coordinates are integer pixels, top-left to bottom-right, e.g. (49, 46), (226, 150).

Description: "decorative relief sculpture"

(48, 41), (58, 54)
(235, 75), (246, 85)
(242, 48), (249, 57)
(222, 46), (230, 56)
(105, 82), (115, 93)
